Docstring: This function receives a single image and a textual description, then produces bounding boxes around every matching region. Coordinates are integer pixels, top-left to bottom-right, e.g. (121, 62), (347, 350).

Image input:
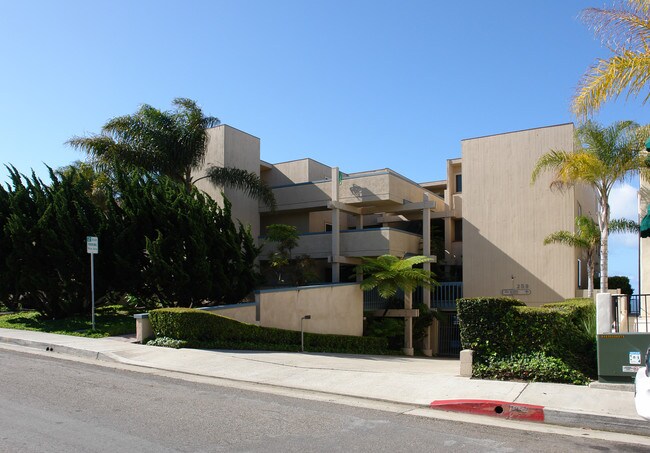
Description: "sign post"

(86, 236), (99, 330)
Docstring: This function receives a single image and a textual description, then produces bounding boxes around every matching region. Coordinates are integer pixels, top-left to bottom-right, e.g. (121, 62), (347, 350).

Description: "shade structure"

(642, 204), (650, 238)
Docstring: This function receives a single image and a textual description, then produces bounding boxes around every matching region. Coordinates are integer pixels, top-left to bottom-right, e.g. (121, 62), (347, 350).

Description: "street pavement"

(0, 327), (647, 437)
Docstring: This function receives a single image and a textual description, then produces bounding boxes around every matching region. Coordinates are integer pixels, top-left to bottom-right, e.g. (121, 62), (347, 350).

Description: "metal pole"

(91, 253), (95, 330)
(301, 315), (311, 352)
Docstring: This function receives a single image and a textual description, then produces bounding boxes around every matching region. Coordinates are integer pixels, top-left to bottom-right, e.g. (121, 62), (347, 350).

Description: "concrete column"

(331, 167), (340, 283)
(422, 193), (432, 356)
(460, 349), (474, 377)
(596, 292), (614, 333)
(403, 291), (414, 356)
(619, 295), (629, 332)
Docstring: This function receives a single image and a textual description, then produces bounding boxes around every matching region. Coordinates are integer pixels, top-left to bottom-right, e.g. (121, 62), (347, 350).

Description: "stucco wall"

(257, 283), (363, 336)
(193, 125), (261, 240)
(462, 123), (582, 305)
(263, 158), (332, 187)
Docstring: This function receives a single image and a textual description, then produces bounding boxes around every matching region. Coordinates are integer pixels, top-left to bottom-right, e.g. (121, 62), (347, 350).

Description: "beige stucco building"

(195, 123), (597, 310)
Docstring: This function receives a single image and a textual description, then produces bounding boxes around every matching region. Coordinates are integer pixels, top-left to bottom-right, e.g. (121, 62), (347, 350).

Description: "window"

(455, 174), (462, 193)
(453, 219), (462, 242)
(577, 259), (582, 289)
(325, 223), (332, 232)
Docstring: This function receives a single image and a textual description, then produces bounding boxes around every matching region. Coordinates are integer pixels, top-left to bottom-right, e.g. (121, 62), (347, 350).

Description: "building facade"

(197, 123), (597, 307)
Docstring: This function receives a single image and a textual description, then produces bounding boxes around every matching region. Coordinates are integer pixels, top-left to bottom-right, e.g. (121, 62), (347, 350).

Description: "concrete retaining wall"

(135, 283), (362, 342)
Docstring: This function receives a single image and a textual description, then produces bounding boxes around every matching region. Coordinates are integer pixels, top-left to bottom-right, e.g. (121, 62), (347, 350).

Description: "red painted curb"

(429, 399), (545, 422)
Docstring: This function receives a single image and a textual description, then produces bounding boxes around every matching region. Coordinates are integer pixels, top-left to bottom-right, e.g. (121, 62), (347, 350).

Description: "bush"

(457, 297), (596, 382)
(473, 352), (590, 385)
(149, 308), (388, 354)
(594, 276), (633, 295)
(364, 317), (404, 350)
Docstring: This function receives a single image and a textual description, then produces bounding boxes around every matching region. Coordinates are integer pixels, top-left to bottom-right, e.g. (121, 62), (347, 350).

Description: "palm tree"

(544, 215), (639, 297)
(67, 98), (276, 209)
(356, 255), (438, 355)
(573, 1), (650, 117)
(532, 120), (650, 292)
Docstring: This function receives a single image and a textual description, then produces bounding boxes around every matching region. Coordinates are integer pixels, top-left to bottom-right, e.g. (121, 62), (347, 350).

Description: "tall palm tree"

(356, 254), (437, 355)
(573, 1), (650, 117)
(544, 215), (639, 297)
(532, 120), (650, 292)
(67, 98), (276, 209)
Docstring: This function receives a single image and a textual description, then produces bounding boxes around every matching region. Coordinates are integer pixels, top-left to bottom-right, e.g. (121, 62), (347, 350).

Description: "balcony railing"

(613, 294), (650, 333)
(363, 282), (463, 311)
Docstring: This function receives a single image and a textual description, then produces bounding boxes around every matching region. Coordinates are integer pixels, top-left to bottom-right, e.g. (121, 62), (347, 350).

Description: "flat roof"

(461, 122), (573, 142)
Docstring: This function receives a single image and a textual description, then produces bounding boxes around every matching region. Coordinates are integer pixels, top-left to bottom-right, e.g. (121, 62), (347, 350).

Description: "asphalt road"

(0, 349), (645, 453)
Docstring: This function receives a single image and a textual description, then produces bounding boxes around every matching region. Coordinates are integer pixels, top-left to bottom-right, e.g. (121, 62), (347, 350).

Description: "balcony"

(260, 227), (422, 260)
(261, 169), (445, 213)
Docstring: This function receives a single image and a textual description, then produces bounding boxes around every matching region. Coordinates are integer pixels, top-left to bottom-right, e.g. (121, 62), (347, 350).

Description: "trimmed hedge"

(149, 308), (388, 354)
(457, 297), (596, 382)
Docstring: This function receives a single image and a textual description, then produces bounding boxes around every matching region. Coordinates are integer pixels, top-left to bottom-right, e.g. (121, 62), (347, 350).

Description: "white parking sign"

(86, 236), (98, 254)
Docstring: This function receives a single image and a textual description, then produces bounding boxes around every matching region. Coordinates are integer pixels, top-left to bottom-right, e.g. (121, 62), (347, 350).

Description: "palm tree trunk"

(586, 258), (593, 298)
(598, 192), (609, 293)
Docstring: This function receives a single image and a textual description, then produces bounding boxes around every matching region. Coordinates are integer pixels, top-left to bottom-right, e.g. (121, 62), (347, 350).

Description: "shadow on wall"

(462, 220), (566, 305)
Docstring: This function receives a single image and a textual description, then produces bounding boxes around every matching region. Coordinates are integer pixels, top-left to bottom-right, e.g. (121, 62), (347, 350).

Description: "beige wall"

(257, 283), (363, 336)
(262, 158), (331, 187)
(193, 125), (262, 239)
(462, 123), (585, 305)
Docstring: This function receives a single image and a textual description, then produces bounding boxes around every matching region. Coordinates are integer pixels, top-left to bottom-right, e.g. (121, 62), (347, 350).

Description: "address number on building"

(501, 289), (531, 296)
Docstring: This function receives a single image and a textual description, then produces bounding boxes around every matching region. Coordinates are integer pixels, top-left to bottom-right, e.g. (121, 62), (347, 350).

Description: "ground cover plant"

(0, 305), (136, 338)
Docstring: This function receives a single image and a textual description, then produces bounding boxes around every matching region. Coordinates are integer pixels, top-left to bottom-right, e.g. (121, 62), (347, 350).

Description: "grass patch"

(0, 305), (136, 338)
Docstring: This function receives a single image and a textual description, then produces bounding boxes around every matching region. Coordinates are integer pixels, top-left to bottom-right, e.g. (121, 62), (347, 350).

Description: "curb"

(430, 399), (650, 437)
(3, 334), (649, 437)
(430, 399), (544, 422)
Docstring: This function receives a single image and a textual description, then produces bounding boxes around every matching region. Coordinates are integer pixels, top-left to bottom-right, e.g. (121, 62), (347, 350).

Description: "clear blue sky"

(1, 1), (648, 290)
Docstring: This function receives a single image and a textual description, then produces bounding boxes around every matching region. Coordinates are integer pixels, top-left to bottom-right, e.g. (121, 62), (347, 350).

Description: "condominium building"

(194, 123), (597, 310)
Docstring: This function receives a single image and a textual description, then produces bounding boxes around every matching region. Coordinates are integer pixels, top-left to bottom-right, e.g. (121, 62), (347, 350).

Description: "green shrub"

(457, 297), (526, 358)
(594, 276), (633, 295)
(364, 317), (404, 350)
(473, 352), (590, 385)
(149, 308), (388, 354)
(458, 297), (596, 381)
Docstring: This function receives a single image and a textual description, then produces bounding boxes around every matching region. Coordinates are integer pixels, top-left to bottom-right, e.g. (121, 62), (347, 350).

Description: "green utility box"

(597, 333), (650, 383)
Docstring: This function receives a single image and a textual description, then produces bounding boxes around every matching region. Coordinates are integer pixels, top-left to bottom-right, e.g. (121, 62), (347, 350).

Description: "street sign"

(86, 236), (98, 329)
(86, 236), (98, 254)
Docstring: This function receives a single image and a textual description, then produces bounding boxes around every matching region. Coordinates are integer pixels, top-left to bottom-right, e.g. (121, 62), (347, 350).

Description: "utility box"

(597, 333), (650, 383)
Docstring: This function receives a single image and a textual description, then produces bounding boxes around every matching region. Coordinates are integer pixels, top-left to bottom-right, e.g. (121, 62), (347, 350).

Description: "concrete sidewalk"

(1, 328), (647, 436)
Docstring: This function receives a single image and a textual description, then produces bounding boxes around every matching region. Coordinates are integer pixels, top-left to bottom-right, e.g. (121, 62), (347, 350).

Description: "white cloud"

(610, 183), (638, 221)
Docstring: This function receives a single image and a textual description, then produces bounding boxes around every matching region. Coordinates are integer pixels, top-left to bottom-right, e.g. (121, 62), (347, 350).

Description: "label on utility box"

(623, 366), (641, 373)
(630, 351), (642, 365)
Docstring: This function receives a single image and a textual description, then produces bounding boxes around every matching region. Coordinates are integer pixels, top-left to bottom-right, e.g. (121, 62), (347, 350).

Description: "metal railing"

(613, 294), (650, 333)
(363, 282), (462, 311)
(432, 282), (463, 310)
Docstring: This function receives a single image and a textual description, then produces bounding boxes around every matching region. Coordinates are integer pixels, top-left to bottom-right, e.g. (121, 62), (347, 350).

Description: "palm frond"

(203, 166), (276, 210)
(610, 217), (640, 233)
(573, 50), (650, 118)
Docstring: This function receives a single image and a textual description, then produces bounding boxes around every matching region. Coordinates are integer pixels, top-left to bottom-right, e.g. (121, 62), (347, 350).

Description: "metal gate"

(438, 312), (461, 357)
